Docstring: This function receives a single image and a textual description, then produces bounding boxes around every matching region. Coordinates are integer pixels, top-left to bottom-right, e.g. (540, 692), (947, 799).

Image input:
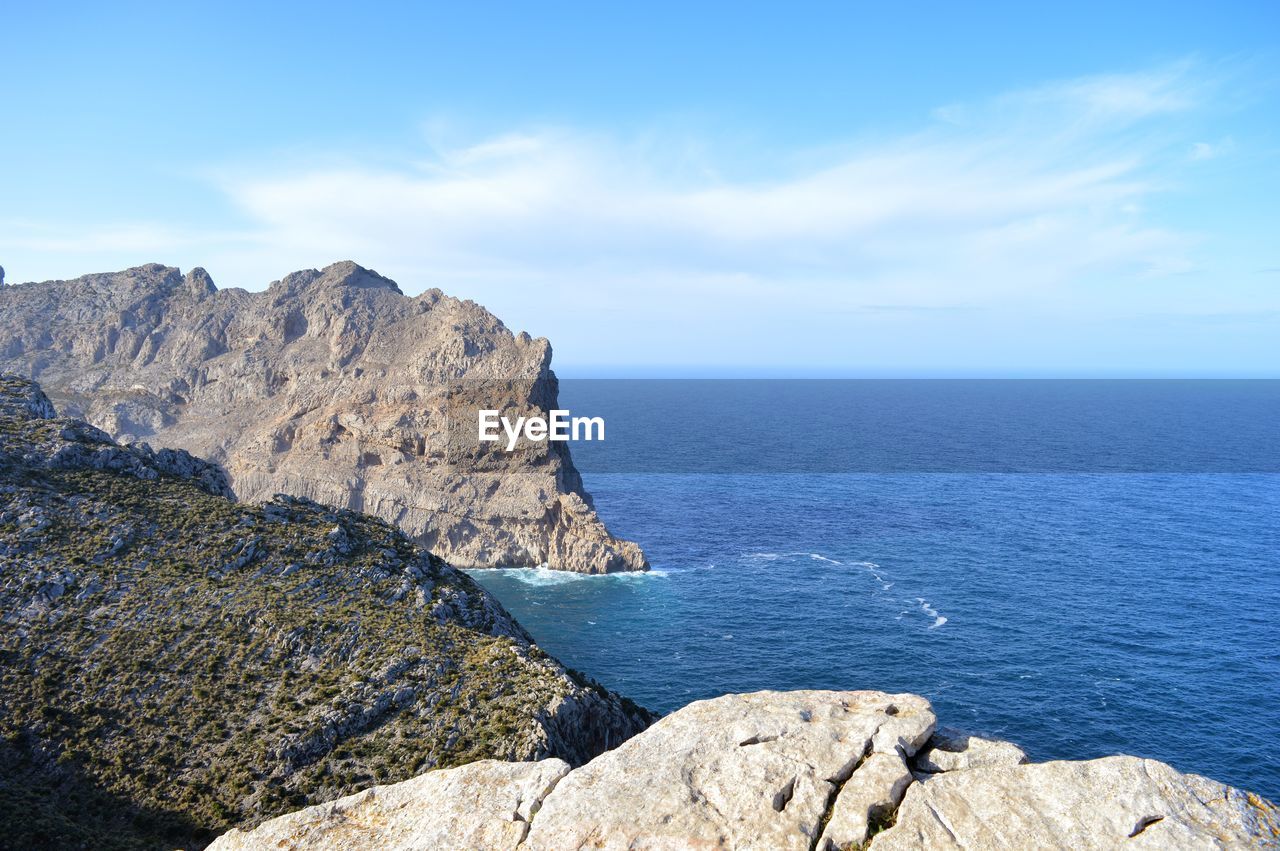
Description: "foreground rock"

(0, 262), (644, 572)
(877, 756), (1280, 850)
(910, 725), (1027, 776)
(527, 690), (934, 851)
(211, 690), (1279, 850)
(209, 760), (571, 851)
(0, 376), (653, 849)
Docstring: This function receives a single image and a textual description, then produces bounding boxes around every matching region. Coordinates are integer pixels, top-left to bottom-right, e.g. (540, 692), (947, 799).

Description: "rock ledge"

(210, 689), (1280, 850)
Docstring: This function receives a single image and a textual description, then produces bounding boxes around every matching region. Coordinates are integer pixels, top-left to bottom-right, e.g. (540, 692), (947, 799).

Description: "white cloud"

(2, 60), (1237, 370)
(205, 63), (1202, 312)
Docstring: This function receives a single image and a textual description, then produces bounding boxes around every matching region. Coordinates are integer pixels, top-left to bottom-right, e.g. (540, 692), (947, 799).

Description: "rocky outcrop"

(910, 725), (1027, 776)
(0, 375), (235, 499)
(208, 760), (572, 851)
(879, 755), (1279, 850)
(0, 376), (653, 849)
(0, 262), (644, 573)
(527, 690), (934, 851)
(210, 690), (1280, 850)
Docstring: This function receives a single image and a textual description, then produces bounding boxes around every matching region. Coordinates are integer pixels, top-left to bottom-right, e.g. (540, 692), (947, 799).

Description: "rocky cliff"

(211, 689), (1279, 850)
(0, 376), (654, 850)
(0, 262), (644, 573)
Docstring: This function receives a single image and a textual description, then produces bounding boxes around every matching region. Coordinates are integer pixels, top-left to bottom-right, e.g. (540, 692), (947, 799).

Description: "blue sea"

(468, 381), (1280, 800)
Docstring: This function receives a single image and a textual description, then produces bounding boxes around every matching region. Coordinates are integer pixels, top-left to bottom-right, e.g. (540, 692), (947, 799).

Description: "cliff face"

(0, 262), (645, 573)
(0, 376), (654, 850)
(210, 689), (1280, 850)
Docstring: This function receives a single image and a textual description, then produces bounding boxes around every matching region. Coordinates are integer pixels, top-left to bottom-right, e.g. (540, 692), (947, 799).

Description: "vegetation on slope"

(0, 375), (652, 849)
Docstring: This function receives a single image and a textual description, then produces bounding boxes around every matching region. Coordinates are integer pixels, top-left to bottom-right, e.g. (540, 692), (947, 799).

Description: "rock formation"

(210, 690), (1280, 850)
(0, 262), (645, 573)
(0, 376), (654, 849)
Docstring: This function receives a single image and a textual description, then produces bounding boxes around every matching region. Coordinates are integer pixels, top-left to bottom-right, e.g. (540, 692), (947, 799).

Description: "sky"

(2, 1), (1278, 376)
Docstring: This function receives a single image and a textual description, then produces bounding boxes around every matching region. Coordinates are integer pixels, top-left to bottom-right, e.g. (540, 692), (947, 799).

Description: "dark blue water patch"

(470, 472), (1280, 801)
(556, 379), (1280, 472)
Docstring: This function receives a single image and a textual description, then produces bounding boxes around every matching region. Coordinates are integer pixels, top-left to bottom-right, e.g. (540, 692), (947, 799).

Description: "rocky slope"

(0, 376), (654, 850)
(0, 262), (644, 573)
(210, 689), (1279, 850)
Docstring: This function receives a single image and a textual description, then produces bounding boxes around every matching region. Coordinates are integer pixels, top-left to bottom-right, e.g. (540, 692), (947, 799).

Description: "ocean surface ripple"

(471, 471), (1280, 801)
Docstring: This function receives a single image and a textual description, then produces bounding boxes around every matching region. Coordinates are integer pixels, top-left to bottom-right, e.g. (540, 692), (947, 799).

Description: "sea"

(467, 380), (1280, 801)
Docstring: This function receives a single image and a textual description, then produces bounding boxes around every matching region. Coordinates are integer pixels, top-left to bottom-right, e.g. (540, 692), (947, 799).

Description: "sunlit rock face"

(209, 689), (1280, 851)
(0, 261), (646, 573)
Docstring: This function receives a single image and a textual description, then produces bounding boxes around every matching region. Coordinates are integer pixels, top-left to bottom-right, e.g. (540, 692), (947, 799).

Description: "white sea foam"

(845, 560), (896, 591)
(466, 566), (668, 586)
(916, 597), (948, 629)
(481, 566), (586, 586)
(809, 553), (843, 565)
(851, 559), (885, 578)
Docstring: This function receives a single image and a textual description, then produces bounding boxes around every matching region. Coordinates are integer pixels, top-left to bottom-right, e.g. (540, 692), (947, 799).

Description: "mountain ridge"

(0, 262), (645, 573)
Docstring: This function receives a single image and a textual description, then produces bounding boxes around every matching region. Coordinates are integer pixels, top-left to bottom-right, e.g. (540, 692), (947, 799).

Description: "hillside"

(0, 375), (653, 849)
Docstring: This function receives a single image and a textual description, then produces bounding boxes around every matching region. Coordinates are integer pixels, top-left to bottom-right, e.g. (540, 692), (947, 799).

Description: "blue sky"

(3, 1), (1278, 375)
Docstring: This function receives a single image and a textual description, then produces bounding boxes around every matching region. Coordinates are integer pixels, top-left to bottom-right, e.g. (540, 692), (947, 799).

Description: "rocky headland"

(211, 689), (1279, 850)
(0, 262), (644, 573)
(0, 376), (653, 849)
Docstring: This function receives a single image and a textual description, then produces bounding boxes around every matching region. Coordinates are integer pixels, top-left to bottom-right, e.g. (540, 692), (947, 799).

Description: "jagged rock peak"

(269, 260), (403, 296)
(0, 373), (56, 420)
(185, 266), (218, 298)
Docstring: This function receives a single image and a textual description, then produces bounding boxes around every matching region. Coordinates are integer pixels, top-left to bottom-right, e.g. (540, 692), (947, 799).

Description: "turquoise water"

(468, 381), (1280, 799)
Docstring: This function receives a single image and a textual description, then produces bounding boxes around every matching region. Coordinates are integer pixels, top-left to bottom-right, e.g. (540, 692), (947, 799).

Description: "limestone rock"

(0, 372), (55, 419)
(0, 375), (233, 498)
(206, 688), (1279, 851)
(524, 690), (935, 851)
(872, 755), (1280, 850)
(911, 726), (1028, 775)
(0, 262), (644, 572)
(207, 759), (571, 851)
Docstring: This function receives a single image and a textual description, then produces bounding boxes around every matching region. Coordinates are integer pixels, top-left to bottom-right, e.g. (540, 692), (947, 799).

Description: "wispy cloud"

(2, 59), (1249, 370)
(202, 62), (1205, 312)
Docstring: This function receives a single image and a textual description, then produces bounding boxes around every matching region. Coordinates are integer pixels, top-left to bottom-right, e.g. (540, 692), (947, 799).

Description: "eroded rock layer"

(0, 262), (645, 572)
